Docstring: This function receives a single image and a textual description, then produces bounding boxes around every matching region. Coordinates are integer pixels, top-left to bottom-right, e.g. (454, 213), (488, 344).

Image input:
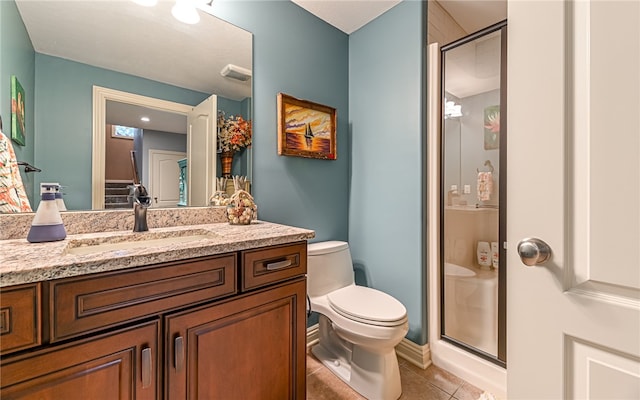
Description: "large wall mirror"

(6, 0), (252, 212)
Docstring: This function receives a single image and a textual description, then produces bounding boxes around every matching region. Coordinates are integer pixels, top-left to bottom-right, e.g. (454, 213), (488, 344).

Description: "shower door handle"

(517, 238), (552, 266)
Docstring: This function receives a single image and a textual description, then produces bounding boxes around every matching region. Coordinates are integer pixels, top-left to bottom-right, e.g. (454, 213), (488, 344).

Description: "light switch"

(463, 184), (471, 194)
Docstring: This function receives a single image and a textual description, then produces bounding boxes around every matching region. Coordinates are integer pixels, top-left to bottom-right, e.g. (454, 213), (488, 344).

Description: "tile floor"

(306, 347), (484, 400)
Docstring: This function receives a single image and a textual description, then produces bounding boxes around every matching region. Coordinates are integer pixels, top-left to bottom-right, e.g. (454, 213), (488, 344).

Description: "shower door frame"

(438, 20), (508, 368)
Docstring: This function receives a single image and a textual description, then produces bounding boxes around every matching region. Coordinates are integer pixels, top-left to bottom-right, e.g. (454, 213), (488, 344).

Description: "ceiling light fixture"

(172, 0), (200, 25)
(132, 0), (211, 25)
(444, 99), (463, 119)
(140, 116), (150, 122)
(132, 0), (158, 7)
(220, 64), (252, 81)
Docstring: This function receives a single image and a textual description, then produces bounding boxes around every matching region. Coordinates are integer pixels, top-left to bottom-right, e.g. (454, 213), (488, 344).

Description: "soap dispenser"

(54, 185), (67, 211)
(27, 184), (67, 243)
(477, 241), (492, 269)
(42, 182), (67, 211)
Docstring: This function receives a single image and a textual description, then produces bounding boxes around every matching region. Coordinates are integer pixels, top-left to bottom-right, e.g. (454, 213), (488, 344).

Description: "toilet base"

(312, 316), (403, 400)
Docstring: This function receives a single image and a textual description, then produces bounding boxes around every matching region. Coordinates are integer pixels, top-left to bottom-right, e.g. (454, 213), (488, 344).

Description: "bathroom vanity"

(0, 219), (314, 399)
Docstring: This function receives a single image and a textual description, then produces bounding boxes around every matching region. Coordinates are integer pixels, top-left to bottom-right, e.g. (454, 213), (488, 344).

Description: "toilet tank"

(307, 241), (355, 297)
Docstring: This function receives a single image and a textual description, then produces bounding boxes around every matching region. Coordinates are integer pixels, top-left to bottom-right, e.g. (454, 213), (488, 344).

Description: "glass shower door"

(440, 21), (507, 366)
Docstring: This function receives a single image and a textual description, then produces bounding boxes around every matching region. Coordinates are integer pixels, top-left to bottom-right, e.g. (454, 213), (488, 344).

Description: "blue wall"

(0, 0), (35, 204)
(214, 1), (350, 243)
(348, 1), (426, 343)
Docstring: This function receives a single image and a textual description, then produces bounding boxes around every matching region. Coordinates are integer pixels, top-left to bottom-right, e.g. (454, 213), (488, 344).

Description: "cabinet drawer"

(50, 254), (236, 342)
(0, 283), (41, 355)
(241, 241), (306, 291)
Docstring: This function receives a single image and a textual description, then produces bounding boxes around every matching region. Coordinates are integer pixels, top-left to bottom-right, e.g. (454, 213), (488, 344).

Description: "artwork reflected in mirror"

(1, 0), (252, 212)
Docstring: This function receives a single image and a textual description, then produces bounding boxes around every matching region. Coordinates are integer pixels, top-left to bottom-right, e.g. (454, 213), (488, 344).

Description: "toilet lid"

(327, 286), (407, 327)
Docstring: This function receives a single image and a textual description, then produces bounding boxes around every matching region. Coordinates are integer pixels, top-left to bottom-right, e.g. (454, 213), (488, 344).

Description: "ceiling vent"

(220, 64), (252, 81)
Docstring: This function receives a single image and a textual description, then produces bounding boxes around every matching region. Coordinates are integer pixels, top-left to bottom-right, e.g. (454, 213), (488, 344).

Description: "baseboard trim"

(306, 324), (431, 370)
(306, 324), (320, 347)
(395, 337), (432, 370)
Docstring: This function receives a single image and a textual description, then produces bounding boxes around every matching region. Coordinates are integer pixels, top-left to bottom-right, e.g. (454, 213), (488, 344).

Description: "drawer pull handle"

(266, 260), (293, 271)
(175, 336), (184, 372)
(142, 347), (152, 388)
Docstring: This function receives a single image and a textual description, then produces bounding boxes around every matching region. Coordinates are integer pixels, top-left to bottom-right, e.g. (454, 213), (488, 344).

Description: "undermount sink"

(64, 229), (220, 256)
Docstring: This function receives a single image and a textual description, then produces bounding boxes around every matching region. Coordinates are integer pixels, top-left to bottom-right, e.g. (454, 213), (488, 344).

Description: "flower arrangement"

(217, 111), (252, 153)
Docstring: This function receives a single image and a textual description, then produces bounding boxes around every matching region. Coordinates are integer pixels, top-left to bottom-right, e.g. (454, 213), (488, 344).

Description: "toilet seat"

(327, 285), (407, 327)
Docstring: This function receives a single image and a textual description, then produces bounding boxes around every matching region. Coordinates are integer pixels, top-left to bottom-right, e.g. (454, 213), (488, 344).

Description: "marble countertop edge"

(0, 221), (315, 287)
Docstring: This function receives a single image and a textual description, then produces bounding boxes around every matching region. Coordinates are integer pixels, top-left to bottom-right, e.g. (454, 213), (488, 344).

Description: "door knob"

(517, 238), (552, 266)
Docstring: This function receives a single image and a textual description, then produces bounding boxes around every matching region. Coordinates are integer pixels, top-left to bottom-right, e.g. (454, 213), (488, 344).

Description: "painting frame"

(277, 93), (336, 160)
(10, 75), (26, 146)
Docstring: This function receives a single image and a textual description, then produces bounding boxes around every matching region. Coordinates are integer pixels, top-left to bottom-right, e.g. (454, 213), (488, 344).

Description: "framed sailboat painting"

(277, 93), (336, 160)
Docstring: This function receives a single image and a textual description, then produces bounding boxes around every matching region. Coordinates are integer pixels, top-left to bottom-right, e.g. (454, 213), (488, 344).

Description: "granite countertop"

(0, 221), (315, 287)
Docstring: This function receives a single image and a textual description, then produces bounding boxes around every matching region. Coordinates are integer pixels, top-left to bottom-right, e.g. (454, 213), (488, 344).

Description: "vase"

(220, 150), (235, 178)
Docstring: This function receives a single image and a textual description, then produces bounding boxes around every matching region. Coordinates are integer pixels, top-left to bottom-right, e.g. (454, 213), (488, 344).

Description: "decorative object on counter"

(277, 93), (337, 160)
(219, 150), (235, 179)
(27, 184), (66, 243)
(476, 160), (494, 203)
(217, 111), (252, 178)
(232, 175), (247, 192)
(476, 241), (492, 269)
(224, 176), (250, 197)
(226, 189), (256, 225)
(209, 177), (229, 206)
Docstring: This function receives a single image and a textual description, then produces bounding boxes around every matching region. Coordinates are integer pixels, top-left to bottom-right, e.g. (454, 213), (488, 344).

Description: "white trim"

(306, 324), (431, 370)
(431, 339), (506, 398)
(395, 338), (431, 370)
(306, 324), (320, 348)
(92, 86), (192, 210)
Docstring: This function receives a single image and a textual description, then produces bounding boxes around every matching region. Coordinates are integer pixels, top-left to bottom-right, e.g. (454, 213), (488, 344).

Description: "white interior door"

(508, 1), (640, 398)
(187, 95), (217, 206)
(148, 149), (186, 208)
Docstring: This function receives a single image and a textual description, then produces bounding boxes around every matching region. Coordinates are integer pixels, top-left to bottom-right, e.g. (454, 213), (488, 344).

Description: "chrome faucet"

(129, 184), (152, 232)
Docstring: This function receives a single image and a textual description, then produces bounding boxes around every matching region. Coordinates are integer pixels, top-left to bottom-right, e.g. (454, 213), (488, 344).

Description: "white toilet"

(307, 241), (409, 400)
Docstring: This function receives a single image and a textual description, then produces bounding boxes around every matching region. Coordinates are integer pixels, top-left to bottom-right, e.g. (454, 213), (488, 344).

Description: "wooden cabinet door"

(166, 278), (306, 400)
(1, 320), (159, 400)
(0, 283), (41, 355)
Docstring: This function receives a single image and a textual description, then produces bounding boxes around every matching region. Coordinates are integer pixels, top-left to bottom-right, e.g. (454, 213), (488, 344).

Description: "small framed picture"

(483, 105), (500, 150)
(11, 76), (26, 146)
(277, 93), (336, 160)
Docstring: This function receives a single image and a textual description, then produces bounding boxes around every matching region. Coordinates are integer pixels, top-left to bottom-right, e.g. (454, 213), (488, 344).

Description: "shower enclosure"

(440, 21), (507, 366)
